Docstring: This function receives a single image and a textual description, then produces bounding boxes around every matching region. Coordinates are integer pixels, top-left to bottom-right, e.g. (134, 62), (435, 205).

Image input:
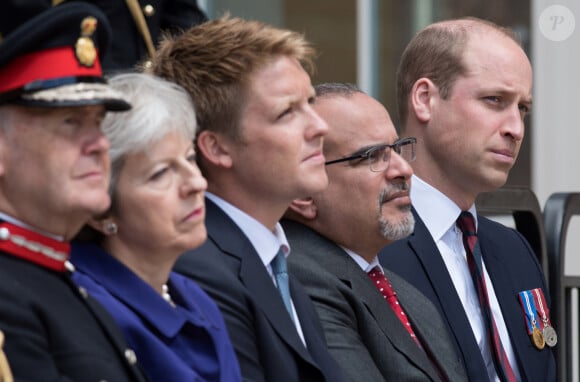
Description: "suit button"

(78, 286), (88, 299)
(124, 348), (137, 365)
(142, 4), (155, 17)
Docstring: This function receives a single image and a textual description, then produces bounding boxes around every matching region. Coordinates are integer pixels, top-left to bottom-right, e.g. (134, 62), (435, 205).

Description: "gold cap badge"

(75, 16), (97, 67)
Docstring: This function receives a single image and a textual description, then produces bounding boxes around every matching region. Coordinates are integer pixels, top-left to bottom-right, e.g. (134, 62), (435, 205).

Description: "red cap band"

(0, 46), (103, 94)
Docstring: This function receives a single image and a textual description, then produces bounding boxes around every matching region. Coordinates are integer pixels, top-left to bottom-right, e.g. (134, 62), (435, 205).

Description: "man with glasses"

(283, 83), (467, 381)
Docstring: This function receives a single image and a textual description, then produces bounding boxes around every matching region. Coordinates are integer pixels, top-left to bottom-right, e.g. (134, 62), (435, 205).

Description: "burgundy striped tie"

(456, 212), (516, 382)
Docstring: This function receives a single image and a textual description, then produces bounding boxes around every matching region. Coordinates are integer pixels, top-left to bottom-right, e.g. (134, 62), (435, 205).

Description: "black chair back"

(544, 192), (580, 382)
(476, 187), (548, 277)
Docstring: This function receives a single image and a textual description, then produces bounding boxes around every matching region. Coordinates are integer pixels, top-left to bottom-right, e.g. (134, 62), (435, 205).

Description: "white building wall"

(532, 2), (580, 273)
(532, 0), (580, 205)
(532, 1), (580, 379)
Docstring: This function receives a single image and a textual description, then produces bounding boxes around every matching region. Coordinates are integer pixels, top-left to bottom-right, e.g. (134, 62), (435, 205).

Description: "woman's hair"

(75, 72), (197, 242)
(103, 72), (197, 205)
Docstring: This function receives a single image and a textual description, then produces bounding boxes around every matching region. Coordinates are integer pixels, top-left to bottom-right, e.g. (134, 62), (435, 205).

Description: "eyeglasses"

(325, 137), (417, 172)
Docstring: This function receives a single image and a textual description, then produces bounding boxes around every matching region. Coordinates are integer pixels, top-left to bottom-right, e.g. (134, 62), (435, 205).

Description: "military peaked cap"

(0, 2), (130, 111)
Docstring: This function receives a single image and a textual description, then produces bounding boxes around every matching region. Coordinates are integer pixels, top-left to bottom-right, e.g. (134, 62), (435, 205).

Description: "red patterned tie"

(457, 212), (516, 382)
(368, 266), (420, 345)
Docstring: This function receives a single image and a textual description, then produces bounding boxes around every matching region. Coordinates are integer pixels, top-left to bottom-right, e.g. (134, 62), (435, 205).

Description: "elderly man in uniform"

(0, 3), (148, 381)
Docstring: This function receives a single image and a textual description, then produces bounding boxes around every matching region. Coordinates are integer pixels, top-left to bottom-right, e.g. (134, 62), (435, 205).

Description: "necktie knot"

(457, 211), (477, 236)
(271, 248), (288, 276)
(367, 266), (396, 298)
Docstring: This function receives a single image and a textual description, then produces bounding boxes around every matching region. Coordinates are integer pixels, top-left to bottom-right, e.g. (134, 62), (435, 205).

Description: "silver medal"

(543, 325), (558, 347)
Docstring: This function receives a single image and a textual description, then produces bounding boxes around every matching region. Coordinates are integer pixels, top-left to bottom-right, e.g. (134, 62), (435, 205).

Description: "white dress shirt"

(0, 211), (64, 241)
(411, 175), (521, 382)
(342, 246), (382, 274)
(206, 192), (306, 344)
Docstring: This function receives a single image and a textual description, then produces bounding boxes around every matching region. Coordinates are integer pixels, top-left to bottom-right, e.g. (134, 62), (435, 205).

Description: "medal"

(518, 290), (547, 351)
(533, 288), (558, 347)
(542, 325), (558, 347)
(531, 326), (545, 350)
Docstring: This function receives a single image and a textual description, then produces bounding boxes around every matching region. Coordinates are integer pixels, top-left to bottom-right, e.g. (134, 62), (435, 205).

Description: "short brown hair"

(150, 15), (315, 141)
(396, 17), (521, 127)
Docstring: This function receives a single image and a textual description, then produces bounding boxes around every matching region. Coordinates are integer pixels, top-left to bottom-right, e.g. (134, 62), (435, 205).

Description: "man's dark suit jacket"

(0, 253), (147, 381)
(379, 210), (556, 382)
(283, 219), (467, 382)
(174, 198), (346, 382)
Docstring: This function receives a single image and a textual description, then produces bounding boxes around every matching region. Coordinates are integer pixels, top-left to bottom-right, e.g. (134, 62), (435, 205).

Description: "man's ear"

(410, 78), (438, 123)
(196, 130), (233, 168)
(0, 122), (13, 178)
(287, 197), (317, 220)
(0, 134), (6, 177)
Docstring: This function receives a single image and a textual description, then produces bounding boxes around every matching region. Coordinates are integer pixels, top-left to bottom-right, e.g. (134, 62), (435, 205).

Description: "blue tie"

(271, 248), (294, 322)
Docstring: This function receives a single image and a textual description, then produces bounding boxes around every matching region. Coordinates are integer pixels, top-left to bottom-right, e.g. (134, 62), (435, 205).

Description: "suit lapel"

(387, 269), (462, 381)
(406, 217), (473, 337)
(286, 221), (438, 379)
(406, 212), (488, 377)
(346, 263), (440, 380)
(204, 199), (316, 365)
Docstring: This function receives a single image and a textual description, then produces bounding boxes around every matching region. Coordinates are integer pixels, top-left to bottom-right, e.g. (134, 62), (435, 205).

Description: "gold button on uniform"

(65, 260), (75, 273)
(124, 348), (137, 365)
(142, 4), (155, 17)
(78, 286), (88, 299)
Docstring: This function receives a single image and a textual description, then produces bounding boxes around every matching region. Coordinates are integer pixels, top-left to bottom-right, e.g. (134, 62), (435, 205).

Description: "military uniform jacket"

(67, 0), (207, 71)
(0, 236), (148, 381)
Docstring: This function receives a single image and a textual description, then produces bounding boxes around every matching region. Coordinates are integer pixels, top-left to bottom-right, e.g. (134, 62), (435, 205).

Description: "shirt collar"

(411, 175), (478, 240)
(206, 192), (290, 267)
(341, 245), (382, 274)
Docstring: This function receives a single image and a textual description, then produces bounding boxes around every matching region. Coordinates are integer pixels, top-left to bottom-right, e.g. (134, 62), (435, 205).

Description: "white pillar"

(356, 0), (378, 97)
(532, 0), (580, 204)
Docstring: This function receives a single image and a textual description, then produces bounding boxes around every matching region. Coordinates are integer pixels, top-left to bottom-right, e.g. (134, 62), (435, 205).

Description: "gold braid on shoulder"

(0, 331), (13, 382)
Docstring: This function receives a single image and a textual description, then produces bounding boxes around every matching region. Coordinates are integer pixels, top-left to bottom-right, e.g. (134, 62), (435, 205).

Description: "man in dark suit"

(283, 83), (466, 381)
(152, 17), (346, 382)
(379, 18), (556, 381)
(0, 3), (147, 381)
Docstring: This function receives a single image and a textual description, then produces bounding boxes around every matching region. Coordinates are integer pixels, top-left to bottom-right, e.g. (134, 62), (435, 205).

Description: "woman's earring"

(105, 221), (118, 235)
